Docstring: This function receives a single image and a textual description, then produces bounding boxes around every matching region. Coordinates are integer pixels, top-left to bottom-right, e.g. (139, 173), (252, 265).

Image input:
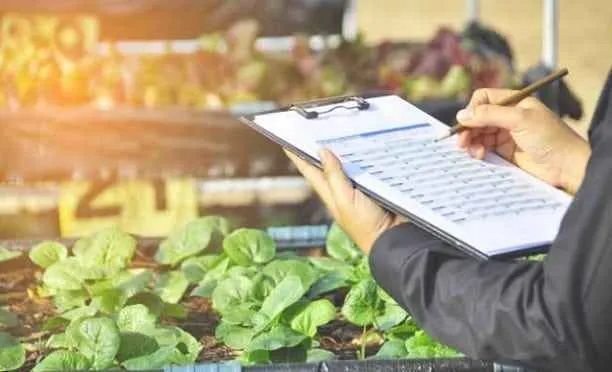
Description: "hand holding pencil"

(450, 68), (591, 195)
(437, 68), (569, 141)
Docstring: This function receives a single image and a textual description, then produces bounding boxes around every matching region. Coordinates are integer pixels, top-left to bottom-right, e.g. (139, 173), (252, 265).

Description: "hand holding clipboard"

(241, 92), (573, 259)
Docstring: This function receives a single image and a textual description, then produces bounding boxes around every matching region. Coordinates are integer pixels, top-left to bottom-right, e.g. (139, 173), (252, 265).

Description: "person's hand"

(285, 149), (406, 255)
(456, 89), (591, 195)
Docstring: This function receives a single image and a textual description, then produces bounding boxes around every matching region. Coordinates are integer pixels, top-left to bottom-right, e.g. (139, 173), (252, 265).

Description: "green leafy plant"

(155, 217), (230, 266)
(186, 227), (338, 364)
(18, 217), (460, 370)
(0, 307), (25, 371)
(27, 221), (211, 370)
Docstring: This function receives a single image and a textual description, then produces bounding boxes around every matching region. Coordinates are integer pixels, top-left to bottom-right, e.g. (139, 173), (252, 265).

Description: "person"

(285, 68), (612, 372)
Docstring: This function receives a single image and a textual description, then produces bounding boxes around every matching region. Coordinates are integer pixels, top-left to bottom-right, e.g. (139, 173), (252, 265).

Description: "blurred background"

(359, 0), (612, 133)
(0, 0), (609, 243)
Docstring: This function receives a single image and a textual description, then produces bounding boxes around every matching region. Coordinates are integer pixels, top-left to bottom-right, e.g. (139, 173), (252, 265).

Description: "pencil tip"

(434, 132), (449, 142)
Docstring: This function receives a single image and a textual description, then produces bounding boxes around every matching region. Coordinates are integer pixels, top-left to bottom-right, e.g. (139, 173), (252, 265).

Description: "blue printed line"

(317, 123), (430, 145)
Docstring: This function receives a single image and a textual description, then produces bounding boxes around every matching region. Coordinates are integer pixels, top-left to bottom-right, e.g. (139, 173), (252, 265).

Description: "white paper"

(253, 95), (572, 257)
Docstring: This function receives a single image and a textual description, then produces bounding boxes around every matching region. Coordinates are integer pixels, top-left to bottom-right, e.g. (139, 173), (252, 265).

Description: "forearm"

(369, 130), (612, 371)
(369, 224), (597, 372)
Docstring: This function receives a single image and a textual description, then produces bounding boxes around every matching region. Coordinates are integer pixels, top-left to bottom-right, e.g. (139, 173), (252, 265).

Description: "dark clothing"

(370, 69), (612, 372)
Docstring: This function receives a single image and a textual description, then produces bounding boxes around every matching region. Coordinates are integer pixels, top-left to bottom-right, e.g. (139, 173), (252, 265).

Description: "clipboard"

(240, 93), (564, 260)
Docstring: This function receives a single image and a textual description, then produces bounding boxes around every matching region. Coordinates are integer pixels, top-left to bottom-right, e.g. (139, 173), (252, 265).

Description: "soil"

(0, 253), (378, 371)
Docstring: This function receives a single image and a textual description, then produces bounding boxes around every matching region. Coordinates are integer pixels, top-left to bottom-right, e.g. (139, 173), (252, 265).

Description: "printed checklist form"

(244, 95), (572, 258)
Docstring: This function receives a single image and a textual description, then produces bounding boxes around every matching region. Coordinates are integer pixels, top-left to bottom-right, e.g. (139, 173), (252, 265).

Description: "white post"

(543, 0), (558, 68)
(342, 0), (359, 40)
(466, 0), (480, 23)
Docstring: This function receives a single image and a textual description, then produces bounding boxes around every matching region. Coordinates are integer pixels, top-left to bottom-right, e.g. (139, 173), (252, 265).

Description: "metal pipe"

(543, 0), (559, 68)
(343, 0), (359, 40)
(466, 0), (480, 23)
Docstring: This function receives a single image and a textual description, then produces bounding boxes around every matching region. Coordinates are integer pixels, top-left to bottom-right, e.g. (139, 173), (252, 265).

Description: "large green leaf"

(66, 316), (121, 370)
(89, 270), (152, 298)
(250, 274), (275, 304)
(247, 325), (307, 352)
(0, 248), (21, 263)
(119, 270), (153, 297)
(290, 299), (336, 337)
(341, 279), (379, 326)
(155, 217), (229, 266)
(167, 327), (202, 365)
(375, 303), (407, 331)
(255, 275), (307, 331)
(90, 289), (128, 314)
(262, 259), (319, 289)
(325, 224), (362, 263)
(239, 350), (270, 365)
(125, 292), (175, 319)
(308, 272), (352, 298)
(374, 339), (407, 359)
(42, 318), (70, 333)
(306, 348), (336, 362)
(29, 242), (68, 268)
(53, 289), (89, 312)
(32, 350), (90, 372)
(350, 256), (372, 282)
(223, 229), (276, 266)
(73, 227), (137, 276)
(190, 280), (218, 298)
(161, 303), (187, 319)
(0, 332), (25, 371)
(146, 326), (180, 347)
(386, 318), (419, 341)
(180, 255), (221, 283)
(42, 259), (84, 291)
(404, 330), (460, 357)
(61, 306), (98, 321)
(212, 275), (255, 315)
(0, 308), (18, 328)
(215, 322), (255, 350)
(190, 256), (232, 297)
(221, 304), (257, 326)
(154, 271), (189, 304)
(308, 256), (354, 273)
(117, 304), (157, 333)
(226, 266), (259, 279)
(121, 345), (175, 370)
(116, 332), (159, 362)
(46, 333), (72, 349)
(376, 287), (396, 304)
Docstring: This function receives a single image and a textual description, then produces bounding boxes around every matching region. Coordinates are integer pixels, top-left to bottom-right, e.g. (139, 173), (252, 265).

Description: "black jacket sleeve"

(370, 69), (612, 372)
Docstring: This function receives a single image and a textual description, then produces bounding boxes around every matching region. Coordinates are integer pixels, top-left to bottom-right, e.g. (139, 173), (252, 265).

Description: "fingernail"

(456, 108), (473, 122)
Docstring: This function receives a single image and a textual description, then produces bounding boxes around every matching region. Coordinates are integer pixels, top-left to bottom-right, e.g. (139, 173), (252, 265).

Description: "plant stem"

(18, 331), (50, 343)
(360, 324), (367, 360)
(131, 261), (159, 269)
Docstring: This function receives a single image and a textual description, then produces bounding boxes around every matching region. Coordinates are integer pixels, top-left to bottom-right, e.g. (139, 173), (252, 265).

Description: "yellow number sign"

(59, 179), (198, 238)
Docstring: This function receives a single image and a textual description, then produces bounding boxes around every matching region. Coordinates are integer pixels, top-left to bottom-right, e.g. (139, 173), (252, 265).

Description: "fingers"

(285, 148), (356, 222)
(457, 104), (525, 131)
(457, 130), (471, 149)
(468, 88), (520, 107)
(284, 149), (337, 216)
(320, 149), (355, 210)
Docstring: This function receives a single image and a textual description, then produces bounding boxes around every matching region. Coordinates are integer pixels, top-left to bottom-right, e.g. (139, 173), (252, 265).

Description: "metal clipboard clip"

(289, 95), (371, 119)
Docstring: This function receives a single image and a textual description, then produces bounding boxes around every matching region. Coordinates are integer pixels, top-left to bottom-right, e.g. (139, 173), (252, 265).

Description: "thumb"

(457, 104), (525, 131)
(320, 149), (354, 208)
